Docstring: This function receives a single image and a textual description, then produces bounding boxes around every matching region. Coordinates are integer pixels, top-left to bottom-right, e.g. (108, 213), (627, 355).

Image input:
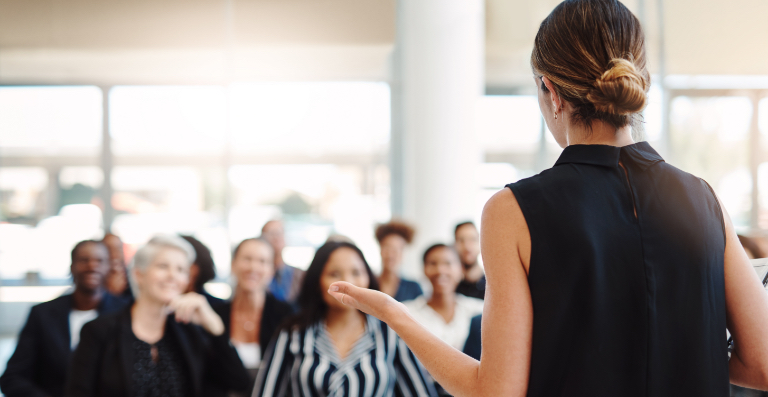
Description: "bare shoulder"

(481, 188), (531, 273)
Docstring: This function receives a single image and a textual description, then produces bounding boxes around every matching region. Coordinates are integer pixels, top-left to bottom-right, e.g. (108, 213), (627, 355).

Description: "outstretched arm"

(722, 199), (768, 388)
(329, 188), (533, 397)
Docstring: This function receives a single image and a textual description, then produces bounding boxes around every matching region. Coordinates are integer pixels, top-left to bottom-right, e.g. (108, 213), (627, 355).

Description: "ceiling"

(0, 0), (766, 87)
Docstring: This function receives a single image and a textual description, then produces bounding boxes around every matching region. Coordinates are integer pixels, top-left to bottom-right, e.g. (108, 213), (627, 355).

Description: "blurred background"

(1, 0), (767, 382)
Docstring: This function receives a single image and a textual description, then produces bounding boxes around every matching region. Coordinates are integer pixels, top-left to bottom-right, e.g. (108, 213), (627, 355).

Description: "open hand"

(168, 292), (225, 336)
(328, 281), (407, 324)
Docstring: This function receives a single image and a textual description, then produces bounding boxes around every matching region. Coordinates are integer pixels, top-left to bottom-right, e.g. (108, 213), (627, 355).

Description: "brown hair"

(375, 220), (415, 244)
(531, 0), (650, 129)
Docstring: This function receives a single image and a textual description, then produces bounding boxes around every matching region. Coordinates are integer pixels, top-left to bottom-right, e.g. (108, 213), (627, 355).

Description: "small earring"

(554, 112), (558, 120)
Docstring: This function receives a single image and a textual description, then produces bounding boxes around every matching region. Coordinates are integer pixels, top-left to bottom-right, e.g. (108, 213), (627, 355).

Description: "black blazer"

(0, 293), (128, 397)
(214, 292), (294, 352)
(65, 306), (250, 397)
(462, 314), (482, 360)
(205, 293), (293, 397)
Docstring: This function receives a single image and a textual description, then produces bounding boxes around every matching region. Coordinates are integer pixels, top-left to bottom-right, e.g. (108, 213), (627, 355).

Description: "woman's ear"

(541, 76), (562, 113)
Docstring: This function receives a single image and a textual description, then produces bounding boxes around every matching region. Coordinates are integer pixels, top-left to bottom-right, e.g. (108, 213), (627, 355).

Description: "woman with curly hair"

(374, 220), (423, 302)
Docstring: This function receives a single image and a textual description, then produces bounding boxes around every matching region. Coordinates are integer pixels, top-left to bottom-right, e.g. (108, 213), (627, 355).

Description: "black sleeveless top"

(506, 142), (728, 397)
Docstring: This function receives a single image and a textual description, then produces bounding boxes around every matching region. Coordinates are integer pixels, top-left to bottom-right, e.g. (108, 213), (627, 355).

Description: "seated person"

(211, 238), (293, 396)
(375, 220), (424, 301)
(65, 235), (249, 397)
(181, 235), (225, 308)
(454, 222), (486, 299)
(404, 244), (484, 350)
(0, 240), (128, 397)
(261, 220), (305, 303)
(253, 241), (437, 397)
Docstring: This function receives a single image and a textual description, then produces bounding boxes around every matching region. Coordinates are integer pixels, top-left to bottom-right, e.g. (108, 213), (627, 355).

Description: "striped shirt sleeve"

(252, 329), (295, 397)
(392, 333), (438, 397)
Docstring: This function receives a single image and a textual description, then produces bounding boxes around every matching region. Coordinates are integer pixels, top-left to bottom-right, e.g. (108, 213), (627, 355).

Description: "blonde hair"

(532, 0), (650, 129)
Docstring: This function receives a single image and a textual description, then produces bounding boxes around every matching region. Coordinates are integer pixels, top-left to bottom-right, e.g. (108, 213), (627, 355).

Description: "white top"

(403, 294), (484, 350)
(69, 309), (98, 350)
(234, 342), (261, 369)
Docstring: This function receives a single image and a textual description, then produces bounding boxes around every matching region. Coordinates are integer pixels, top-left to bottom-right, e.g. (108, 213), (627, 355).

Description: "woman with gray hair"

(66, 235), (250, 397)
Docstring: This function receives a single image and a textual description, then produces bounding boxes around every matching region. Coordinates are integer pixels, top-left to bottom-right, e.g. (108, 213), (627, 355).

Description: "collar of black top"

(554, 141), (664, 170)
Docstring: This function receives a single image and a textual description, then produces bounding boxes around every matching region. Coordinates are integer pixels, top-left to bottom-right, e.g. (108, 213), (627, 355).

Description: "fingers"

(169, 293), (203, 324)
(328, 281), (358, 308)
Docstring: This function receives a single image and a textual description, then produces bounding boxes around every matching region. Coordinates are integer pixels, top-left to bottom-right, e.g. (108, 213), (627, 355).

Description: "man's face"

(262, 221), (286, 253)
(71, 243), (110, 293)
(455, 224), (480, 268)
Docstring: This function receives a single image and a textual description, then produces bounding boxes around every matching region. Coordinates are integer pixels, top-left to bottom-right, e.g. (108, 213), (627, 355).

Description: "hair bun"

(587, 58), (648, 115)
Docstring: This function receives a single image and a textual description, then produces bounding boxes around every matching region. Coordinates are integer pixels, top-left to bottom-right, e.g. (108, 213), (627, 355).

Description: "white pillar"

(393, 0), (484, 278)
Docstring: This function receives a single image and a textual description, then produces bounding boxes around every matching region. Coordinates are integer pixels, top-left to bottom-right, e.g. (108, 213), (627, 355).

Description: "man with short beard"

(454, 222), (486, 300)
(0, 240), (128, 397)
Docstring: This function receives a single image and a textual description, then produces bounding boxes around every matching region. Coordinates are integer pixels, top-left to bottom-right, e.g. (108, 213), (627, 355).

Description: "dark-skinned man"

(0, 240), (129, 397)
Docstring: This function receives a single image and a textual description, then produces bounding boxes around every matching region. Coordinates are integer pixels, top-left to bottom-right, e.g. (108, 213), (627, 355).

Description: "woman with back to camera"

(212, 238), (293, 396)
(326, 1), (768, 396)
(66, 235), (249, 397)
(375, 220), (424, 302)
(252, 241), (437, 397)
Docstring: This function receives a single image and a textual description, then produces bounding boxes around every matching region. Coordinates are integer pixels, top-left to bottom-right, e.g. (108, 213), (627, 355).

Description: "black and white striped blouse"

(252, 315), (438, 397)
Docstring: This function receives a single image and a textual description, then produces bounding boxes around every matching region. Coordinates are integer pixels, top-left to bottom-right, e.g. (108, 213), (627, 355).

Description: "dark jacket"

(206, 293), (294, 397)
(462, 314), (482, 360)
(65, 306), (250, 397)
(0, 293), (128, 397)
(214, 292), (294, 352)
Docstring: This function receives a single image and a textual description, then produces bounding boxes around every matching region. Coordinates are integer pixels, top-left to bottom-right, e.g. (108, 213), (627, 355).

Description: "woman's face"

(232, 240), (274, 293)
(423, 247), (463, 296)
(379, 234), (406, 273)
(321, 247), (371, 310)
(135, 247), (190, 305)
(536, 75), (568, 148)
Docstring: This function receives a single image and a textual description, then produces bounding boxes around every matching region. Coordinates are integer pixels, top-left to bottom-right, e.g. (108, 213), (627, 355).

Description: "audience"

(181, 235), (225, 308)
(261, 220), (305, 303)
(0, 240), (128, 397)
(102, 233), (131, 298)
(211, 238), (293, 397)
(1, 221), (480, 397)
(375, 220), (423, 301)
(453, 221), (486, 299)
(65, 235), (249, 397)
(252, 241), (437, 397)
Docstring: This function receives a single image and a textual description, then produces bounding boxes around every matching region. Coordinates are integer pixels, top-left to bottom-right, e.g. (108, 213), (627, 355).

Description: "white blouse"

(403, 294), (484, 350)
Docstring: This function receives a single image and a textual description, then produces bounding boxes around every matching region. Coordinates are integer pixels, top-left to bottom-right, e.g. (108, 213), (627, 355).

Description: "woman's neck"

(131, 296), (168, 344)
(428, 289), (456, 311)
(232, 288), (266, 311)
(325, 306), (366, 330)
(564, 120), (635, 147)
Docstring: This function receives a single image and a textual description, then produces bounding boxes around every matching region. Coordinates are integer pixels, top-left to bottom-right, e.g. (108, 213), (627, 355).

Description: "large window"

(0, 83), (392, 280)
(669, 96), (754, 229)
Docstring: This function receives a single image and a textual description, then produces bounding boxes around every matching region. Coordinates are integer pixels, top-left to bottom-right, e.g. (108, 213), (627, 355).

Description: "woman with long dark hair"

(252, 241), (437, 397)
(326, 1), (768, 396)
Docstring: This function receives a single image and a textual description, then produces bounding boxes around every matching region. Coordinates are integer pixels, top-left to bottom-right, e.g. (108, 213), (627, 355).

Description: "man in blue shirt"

(261, 220), (305, 303)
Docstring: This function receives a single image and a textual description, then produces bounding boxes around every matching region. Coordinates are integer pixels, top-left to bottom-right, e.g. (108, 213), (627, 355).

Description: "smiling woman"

(209, 238), (294, 397)
(66, 235), (250, 397)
